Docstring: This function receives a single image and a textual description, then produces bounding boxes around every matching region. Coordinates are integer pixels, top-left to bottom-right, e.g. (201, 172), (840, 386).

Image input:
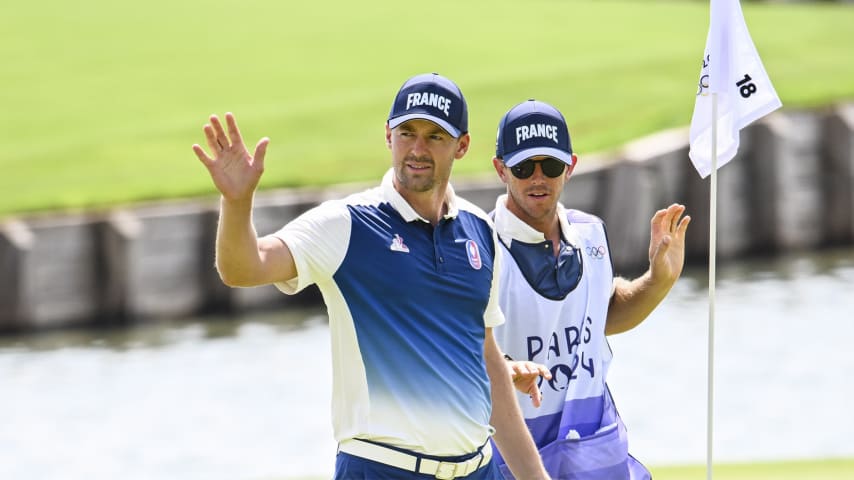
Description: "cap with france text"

(495, 99), (573, 167)
(388, 73), (468, 138)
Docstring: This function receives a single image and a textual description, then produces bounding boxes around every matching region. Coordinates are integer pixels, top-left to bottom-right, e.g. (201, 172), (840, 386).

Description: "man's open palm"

(648, 203), (691, 284)
(192, 112), (269, 202)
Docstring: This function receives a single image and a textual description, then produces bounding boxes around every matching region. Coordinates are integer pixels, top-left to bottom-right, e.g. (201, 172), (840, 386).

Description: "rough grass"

(1, 0), (853, 217)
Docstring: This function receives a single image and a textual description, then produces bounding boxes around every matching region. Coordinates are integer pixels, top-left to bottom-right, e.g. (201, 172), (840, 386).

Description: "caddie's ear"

(566, 154), (578, 178)
(385, 123), (394, 150)
(492, 157), (509, 184)
(454, 133), (471, 159)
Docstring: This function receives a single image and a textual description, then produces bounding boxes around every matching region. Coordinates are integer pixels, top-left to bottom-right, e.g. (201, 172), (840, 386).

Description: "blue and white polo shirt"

(272, 169), (504, 456)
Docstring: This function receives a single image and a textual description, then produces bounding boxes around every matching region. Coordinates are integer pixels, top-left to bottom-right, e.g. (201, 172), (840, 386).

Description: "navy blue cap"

(495, 99), (573, 167)
(388, 73), (468, 138)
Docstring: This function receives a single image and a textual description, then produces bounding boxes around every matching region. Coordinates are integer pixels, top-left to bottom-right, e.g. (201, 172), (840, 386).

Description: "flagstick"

(706, 93), (719, 480)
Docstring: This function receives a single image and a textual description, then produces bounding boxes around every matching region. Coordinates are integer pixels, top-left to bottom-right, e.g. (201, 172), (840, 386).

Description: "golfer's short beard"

(397, 155), (436, 192)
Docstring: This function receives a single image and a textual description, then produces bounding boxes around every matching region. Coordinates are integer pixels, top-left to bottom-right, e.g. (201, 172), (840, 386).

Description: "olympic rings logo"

(585, 245), (606, 259)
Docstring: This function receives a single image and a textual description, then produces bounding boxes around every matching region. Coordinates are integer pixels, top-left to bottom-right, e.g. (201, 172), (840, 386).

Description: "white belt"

(337, 438), (492, 479)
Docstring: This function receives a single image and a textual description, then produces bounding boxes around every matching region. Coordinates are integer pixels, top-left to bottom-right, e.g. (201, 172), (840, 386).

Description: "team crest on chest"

(390, 234), (410, 253)
(465, 239), (482, 270)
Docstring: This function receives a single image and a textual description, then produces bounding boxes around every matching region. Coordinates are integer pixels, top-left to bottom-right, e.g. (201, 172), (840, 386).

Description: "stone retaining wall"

(1, 104), (852, 331)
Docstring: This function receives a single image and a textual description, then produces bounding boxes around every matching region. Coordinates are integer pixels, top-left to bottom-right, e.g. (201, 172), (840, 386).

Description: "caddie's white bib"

(492, 198), (614, 443)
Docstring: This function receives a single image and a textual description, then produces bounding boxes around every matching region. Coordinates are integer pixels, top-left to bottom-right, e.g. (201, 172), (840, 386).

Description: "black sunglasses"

(509, 158), (566, 179)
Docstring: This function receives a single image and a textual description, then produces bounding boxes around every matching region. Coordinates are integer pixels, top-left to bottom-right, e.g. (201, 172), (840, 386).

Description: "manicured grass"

(650, 457), (854, 480)
(279, 457), (854, 480)
(1, 0), (853, 217)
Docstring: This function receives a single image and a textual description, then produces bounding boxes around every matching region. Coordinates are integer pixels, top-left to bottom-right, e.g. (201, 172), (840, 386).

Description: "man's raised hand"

(648, 203), (691, 284)
(192, 112), (269, 202)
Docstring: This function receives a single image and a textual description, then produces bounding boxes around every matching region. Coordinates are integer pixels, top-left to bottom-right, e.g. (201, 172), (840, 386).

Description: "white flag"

(688, 0), (782, 178)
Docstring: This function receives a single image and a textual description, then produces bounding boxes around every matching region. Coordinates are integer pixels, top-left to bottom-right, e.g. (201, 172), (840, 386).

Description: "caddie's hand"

(192, 112), (269, 202)
(648, 203), (691, 284)
(507, 360), (552, 408)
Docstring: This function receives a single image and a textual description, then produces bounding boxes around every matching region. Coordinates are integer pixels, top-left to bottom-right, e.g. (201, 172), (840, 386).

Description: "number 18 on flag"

(688, 0), (782, 178)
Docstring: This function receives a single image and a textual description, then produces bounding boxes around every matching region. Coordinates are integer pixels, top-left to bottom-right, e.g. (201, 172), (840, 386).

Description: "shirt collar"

(381, 168), (459, 223)
(493, 193), (577, 246)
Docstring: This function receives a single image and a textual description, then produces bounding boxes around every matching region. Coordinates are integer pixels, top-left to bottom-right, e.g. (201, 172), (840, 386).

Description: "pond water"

(2, 247), (854, 479)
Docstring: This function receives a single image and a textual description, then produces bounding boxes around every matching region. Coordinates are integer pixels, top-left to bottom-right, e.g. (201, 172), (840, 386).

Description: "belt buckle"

(435, 461), (458, 480)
